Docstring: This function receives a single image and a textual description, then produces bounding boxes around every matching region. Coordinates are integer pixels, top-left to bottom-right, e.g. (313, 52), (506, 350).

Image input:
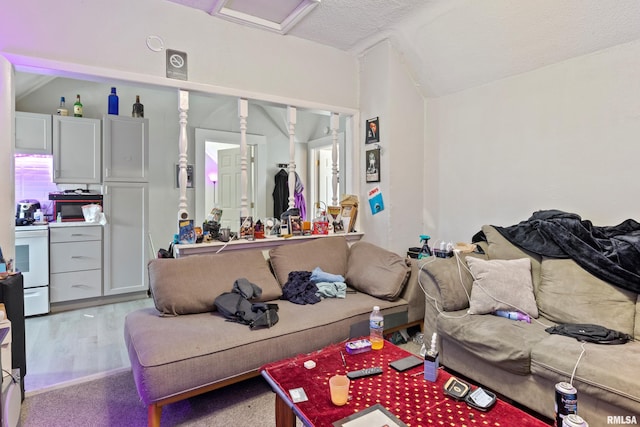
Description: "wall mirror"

(190, 93), (349, 231)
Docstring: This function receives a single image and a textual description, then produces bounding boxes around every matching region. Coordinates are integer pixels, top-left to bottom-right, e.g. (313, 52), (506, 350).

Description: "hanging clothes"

(294, 172), (306, 221)
(273, 169), (289, 218)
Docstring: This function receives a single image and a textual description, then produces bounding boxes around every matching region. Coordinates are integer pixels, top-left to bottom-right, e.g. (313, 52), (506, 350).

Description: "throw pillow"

(345, 242), (410, 301)
(149, 249), (282, 316)
(466, 257), (539, 318)
(421, 253), (482, 311)
(269, 236), (349, 286)
(482, 225), (543, 296)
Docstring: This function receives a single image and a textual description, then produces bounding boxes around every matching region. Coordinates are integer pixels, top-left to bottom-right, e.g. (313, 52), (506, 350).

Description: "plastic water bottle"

(369, 306), (384, 350)
(494, 310), (531, 323)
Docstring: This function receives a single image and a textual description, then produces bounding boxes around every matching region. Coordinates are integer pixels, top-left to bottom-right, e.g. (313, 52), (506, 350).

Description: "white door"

(218, 147), (253, 231)
(318, 147), (337, 206)
(309, 144), (340, 213)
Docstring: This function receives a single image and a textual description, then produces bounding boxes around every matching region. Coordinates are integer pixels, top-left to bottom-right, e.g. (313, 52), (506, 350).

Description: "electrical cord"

(417, 256), (470, 320)
(2, 369), (18, 384)
(215, 216), (253, 254)
(570, 342), (586, 386)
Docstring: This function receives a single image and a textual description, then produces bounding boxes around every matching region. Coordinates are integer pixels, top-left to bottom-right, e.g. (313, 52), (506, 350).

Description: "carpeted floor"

(20, 337), (553, 426)
(21, 369), (282, 427)
(21, 340), (423, 427)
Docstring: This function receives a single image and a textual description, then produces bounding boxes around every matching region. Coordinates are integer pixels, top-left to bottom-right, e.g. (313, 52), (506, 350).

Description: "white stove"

(14, 224), (49, 316)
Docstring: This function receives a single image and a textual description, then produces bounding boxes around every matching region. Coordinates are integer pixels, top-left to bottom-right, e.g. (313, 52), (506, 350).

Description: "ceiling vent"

(210, 0), (320, 34)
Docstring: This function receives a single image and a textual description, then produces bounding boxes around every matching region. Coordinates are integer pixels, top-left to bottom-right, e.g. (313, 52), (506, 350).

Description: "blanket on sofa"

(477, 210), (640, 293)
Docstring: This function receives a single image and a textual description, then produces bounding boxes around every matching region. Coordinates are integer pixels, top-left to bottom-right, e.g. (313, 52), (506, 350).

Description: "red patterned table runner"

(261, 340), (549, 427)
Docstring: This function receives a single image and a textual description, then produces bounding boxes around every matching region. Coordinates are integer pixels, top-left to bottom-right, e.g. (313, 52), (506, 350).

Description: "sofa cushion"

(149, 250), (282, 316)
(421, 253), (481, 311)
(345, 242), (410, 301)
(437, 309), (550, 375)
(482, 225), (542, 295)
(269, 236), (349, 286)
(531, 334), (640, 412)
(466, 257), (539, 318)
(538, 258), (637, 336)
(125, 294), (408, 404)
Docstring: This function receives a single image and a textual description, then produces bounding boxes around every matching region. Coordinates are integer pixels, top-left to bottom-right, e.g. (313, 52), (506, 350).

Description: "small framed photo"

(365, 148), (380, 183)
(289, 215), (302, 235)
(365, 117), (379, 144)
(240, 216), (254, 239)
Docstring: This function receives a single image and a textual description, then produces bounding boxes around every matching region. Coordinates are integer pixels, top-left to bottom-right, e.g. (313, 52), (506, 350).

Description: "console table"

(174, 232), (363, 257)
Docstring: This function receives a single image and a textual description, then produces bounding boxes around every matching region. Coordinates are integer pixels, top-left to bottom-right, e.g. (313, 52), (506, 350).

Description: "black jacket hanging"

(273, 169), (289, 218)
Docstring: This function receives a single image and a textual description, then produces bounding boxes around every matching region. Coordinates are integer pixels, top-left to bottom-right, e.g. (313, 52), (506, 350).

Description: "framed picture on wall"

(365, 117), (379, 144)
(365, 148), (380, 183)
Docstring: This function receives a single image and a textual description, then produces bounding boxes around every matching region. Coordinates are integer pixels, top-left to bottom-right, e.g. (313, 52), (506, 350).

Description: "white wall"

(0, 0), (358, 259)
(359, 41), (426, 255)
(0, 0), (357, 107)
(430, 39), (640, 242)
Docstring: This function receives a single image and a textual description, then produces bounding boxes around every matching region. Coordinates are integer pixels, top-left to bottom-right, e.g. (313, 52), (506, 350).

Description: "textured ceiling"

(168, 0), (640, 97)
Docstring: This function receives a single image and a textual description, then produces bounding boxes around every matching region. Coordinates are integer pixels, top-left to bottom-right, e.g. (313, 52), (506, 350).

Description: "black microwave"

(49, 190), (103, 222)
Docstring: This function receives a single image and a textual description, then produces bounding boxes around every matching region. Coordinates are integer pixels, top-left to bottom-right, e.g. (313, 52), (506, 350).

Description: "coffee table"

(261, 339), (549, 427)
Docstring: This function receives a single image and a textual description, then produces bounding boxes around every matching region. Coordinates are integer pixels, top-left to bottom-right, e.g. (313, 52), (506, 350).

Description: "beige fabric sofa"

(421, 225), (640, 426)
(124, 236), (425, 427)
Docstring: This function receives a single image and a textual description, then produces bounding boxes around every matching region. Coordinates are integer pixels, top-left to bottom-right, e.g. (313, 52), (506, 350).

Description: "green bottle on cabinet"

(73, 94), (83, 117)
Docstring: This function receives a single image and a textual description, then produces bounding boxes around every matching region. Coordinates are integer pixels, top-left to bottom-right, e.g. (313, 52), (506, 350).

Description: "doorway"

(308, 133), (345, 217)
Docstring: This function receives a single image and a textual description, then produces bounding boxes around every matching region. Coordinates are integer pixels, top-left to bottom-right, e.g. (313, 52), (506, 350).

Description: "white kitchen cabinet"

(103, 115), (149, 182)
(52, 116), (101, 183)
(49, 225), (103, 302)
(15, 112), (52, 154)
(102, 182), (149, 295)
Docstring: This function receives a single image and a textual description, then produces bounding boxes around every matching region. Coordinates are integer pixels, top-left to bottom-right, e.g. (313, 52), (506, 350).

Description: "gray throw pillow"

(345, 242), (410, 301)
(466, 257), (538, 318)
(149, 249), (282, 316)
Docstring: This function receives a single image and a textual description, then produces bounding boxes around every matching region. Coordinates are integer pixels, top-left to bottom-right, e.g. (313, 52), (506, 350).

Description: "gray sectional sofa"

(124, 236), (425, 427)
(421, 224), (640, 426)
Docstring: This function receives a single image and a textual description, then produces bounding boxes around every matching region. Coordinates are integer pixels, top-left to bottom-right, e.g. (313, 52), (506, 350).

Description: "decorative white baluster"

(239, 98), (249, 218)
(287, 106), (297, 210)
(178, 90), (189, 221)
(330, 112), (339, 207)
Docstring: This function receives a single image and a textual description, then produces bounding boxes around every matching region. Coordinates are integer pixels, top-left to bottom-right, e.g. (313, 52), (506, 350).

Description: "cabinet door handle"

(72, 284), (91, 289)
(71, 255), (86, 259)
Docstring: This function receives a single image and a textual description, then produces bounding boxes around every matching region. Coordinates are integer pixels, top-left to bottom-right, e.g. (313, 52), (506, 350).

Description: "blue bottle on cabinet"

(108, 87), (119, 115)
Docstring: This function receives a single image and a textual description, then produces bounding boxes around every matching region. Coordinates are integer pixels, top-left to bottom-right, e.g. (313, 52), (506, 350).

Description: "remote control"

(346, 367), (383, 380)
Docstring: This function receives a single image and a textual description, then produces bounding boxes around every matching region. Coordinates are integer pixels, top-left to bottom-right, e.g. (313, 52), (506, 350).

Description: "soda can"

(555, 382), (578, 427)
(563, 414), (588, 427)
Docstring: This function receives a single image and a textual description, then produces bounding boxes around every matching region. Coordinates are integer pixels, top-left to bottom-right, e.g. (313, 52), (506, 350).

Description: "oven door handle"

(15, 229), (48, 238)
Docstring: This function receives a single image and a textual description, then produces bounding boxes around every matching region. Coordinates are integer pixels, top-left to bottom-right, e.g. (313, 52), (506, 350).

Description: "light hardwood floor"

(23, 297), (155, 394)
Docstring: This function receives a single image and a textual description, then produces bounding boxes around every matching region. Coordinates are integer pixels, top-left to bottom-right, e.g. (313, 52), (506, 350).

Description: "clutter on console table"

(173, 231), (364, 257)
